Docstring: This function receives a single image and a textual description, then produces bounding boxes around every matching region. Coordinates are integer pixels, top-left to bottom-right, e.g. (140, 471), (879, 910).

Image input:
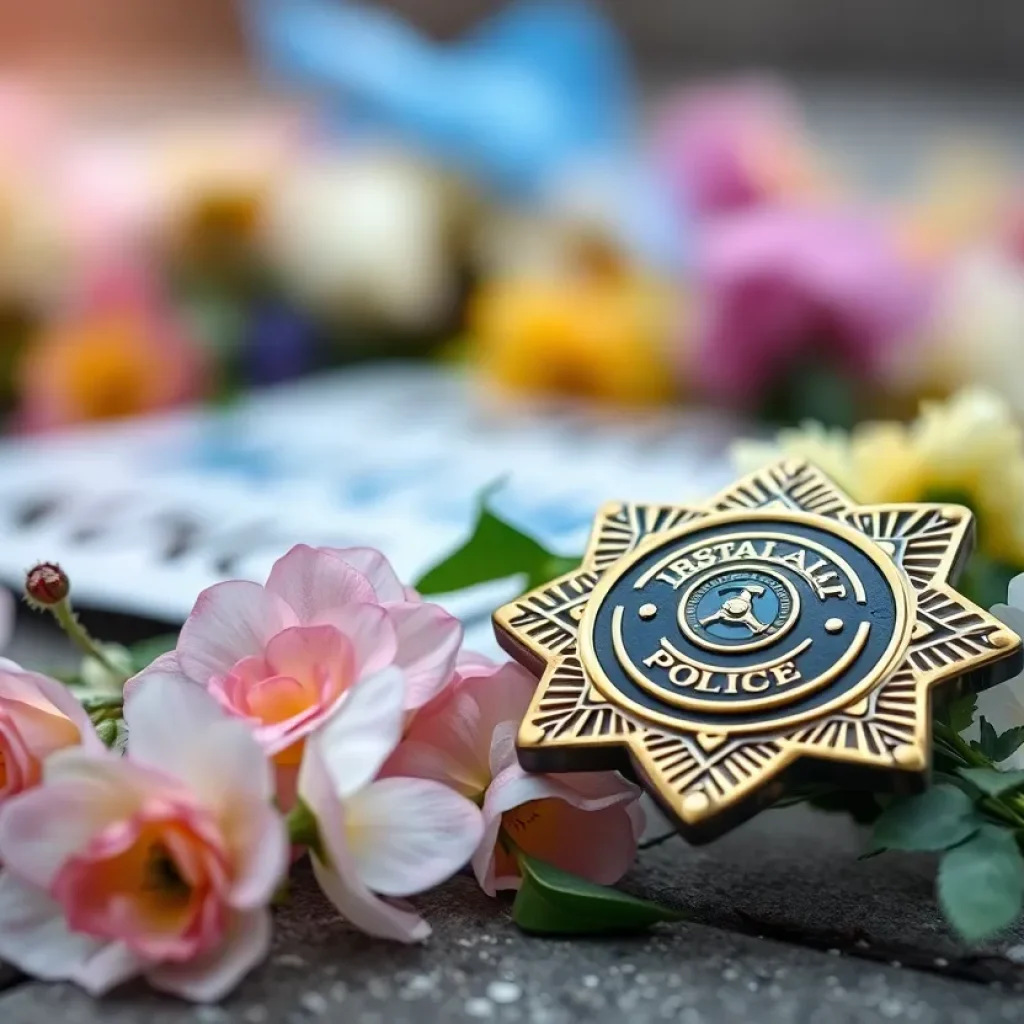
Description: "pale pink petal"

(122, 650), (184, 701)
(177, 581), (297, 682)
(0, 720), (30, 797)
(1, 668), (101, 752)
(556, 770), (646, 807)
(0, 872), (140, 991)
(0, 702), (80, 772)
(300, 737), (429, 942)
(511, 800), (639, 886)
(124, 672), (278, 811)
(345, 777), (483, 897)
(0, 752), (154, 889)
(71, 940), (146, 996)
(324, 547), (409, 604)
(456, 649), (497, 672)
(311, 667), (406, 800)
(389, 662), (536, 793)
(223, 799), (289, 910)
(487, 720), (521, 777)
(471, 816), (514, 896)
(312, 604), (398, 678)
(463, 662), (537, 733)
(263, 625), (352, 684)
(265, 544), (376, 623)
(386, 603), (463, 709)
(311, 856), (430, 943)
(383, 736), (486, 799)
(147, 908), (271, 1003)
(475, 764), (642, 891)
(485, 763), (640, 818)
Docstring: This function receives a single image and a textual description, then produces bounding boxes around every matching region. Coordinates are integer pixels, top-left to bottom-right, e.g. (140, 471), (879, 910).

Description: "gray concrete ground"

(3, 614), (1024, 1023)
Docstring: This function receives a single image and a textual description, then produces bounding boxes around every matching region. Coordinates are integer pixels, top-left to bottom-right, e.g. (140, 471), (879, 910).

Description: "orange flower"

(16, 266), (202, 431)
(470, 268), (680, 408)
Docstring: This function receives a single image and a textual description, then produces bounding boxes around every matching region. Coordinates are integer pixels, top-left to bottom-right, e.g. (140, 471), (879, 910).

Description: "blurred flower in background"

(469, 249), (680, 408)
(0, 1), (1022, 434)
(16, 262), (204, 430)
(695, 206), (933, 426)
(264, 151), (469, 339)
(653, 79), (831, 222)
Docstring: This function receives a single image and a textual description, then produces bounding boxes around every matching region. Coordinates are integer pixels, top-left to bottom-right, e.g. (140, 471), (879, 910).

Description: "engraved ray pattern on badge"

(495, 459), (1024, 842)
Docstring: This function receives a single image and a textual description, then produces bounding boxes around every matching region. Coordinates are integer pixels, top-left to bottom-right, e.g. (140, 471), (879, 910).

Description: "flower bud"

(25, 562), (70, 607)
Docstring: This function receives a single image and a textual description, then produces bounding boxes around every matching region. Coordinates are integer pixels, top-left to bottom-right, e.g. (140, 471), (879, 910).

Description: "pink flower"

(0, 675), (288, 1001)
(298, 668), (483, 942)
(653, 79), (823, 220)
(126, 545), (461, 795)
(386, 655), (644, 895)
(0, 659), (99, 804)
(696, 206), (934, 406)
(16, 260), (205, 432)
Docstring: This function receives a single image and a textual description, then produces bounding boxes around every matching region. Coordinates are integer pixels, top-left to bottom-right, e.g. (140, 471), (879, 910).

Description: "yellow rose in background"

(734, 388), (1024, 598)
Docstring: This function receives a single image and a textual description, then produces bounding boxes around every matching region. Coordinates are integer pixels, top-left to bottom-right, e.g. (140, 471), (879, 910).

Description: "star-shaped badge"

(493, 460), (1024, 842)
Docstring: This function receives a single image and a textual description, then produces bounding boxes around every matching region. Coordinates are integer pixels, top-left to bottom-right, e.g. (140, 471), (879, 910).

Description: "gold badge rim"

(576, 507), (916, 735)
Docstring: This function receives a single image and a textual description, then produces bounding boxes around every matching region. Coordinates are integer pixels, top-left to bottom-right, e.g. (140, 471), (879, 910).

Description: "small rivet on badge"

(494, 459), (1024, 843)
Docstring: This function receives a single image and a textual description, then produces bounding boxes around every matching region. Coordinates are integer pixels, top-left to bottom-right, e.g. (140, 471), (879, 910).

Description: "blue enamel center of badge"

(581, 514), (910, 733)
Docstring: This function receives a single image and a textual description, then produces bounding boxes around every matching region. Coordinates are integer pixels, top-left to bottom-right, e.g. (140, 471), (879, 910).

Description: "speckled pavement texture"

(2, 797), (1023, 1023)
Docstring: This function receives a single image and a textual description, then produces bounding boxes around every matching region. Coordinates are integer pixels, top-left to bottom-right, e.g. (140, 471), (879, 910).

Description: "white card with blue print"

(0, 365), (739, 655)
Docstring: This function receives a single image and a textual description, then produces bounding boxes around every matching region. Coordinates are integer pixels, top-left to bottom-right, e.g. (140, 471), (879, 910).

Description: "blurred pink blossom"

(653, 79), (823, 220)
(386, 654), (644, 895)
(16, 260), (204, 431)
(695, 206), (935, 406)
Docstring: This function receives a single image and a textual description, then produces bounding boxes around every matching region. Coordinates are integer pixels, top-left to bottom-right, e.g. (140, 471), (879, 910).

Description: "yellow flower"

(733, 387), (1024, 565)
(469, 270), (679, 408)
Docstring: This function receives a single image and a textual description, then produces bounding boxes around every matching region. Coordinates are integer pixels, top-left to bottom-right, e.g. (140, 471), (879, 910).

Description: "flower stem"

(49, 600), (127, 683)
(934, 721), (1024, 829)
(286, 800), (324, 858)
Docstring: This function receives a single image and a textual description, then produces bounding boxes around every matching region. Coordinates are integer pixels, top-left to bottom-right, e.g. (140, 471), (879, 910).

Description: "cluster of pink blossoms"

(0, 545), (643, 1001)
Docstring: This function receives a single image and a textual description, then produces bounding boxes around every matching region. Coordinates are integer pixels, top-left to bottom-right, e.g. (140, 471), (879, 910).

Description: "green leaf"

(512, 855), (684, 936)
(977, 717), (1000, 759)
(415, 488), (579, 595)
(939, 825), (1024, 942)
(993, 726), (1024, 764)
(958, 767), (1024, 798)
(872, 784), (981, 852)
(957, 552), (1019, 611)
(128, 634), (180, 672)
(973, 717), (1024, 764)
(941, 692), (977, 735)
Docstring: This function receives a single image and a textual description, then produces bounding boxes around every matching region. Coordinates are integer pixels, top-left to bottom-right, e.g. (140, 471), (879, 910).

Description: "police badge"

(493, 460), (1024, 842)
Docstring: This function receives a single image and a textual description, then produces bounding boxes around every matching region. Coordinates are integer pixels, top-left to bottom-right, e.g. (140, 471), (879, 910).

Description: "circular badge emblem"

(578, 509), (915, 734)
(679, 566), (797, 652)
